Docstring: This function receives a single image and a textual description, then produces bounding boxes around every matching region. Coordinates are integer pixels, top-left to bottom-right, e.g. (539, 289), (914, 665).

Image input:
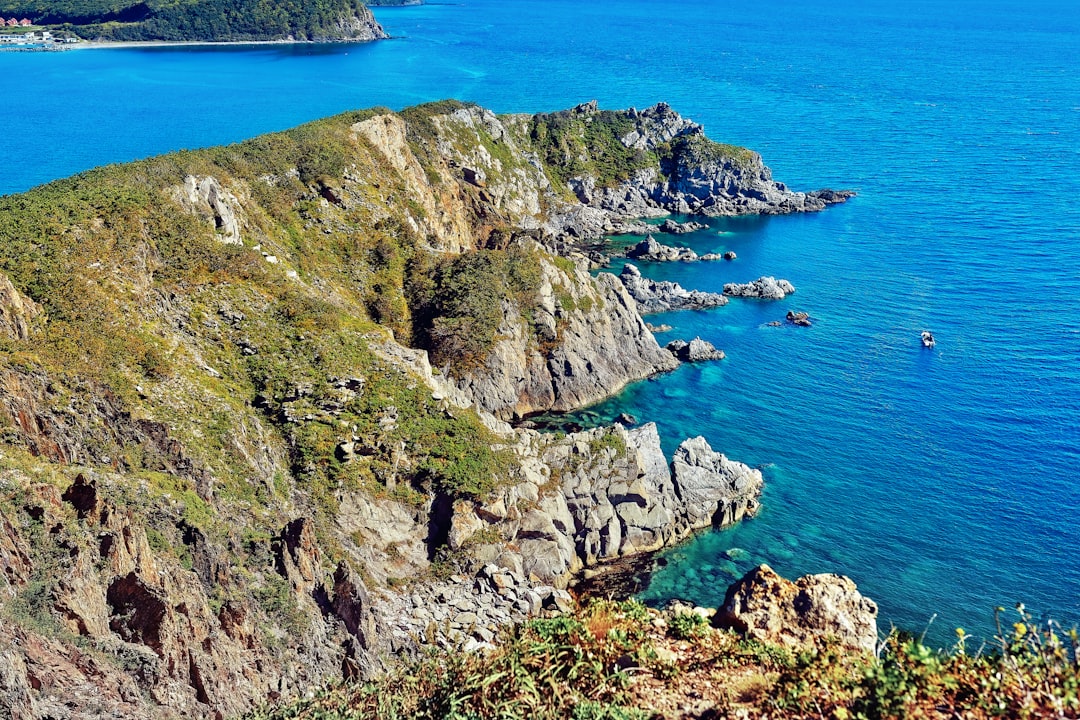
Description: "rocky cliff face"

(447, 252), (677, 420)
(321, 4), (387, 42)
(447, 424), (763, 588)
(0, 100), (844, 719)
(540, 102), (854, 219)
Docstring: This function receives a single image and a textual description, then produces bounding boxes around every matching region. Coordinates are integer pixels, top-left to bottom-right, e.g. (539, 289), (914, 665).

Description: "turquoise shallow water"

(2, 0), (1079, 647)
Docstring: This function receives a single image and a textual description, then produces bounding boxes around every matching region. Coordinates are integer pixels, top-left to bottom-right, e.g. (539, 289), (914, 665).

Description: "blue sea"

(3, 0), (1078, 647)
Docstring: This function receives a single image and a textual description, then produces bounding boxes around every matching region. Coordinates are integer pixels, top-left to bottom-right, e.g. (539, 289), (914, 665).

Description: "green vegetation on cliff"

(526, 108), (658, 190)
(0, 0), (385, 41)
(0, 106), (535, 647)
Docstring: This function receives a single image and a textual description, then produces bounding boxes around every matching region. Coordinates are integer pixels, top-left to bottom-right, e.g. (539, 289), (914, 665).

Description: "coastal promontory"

(0, 100), (851, 718)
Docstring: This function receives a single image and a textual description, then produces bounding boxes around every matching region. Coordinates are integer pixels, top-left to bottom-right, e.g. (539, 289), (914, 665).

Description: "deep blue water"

(2, 0), (1079, 647)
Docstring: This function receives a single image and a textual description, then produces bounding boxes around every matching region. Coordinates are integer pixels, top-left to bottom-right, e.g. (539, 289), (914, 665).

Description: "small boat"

(921, 330), (936, 348)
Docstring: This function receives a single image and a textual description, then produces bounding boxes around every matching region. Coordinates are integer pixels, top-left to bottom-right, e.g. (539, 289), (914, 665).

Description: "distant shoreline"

(70, 37), (385, 50)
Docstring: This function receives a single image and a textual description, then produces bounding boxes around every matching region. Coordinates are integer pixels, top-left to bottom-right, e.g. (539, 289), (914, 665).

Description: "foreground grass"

(246, 601), (1080, 720)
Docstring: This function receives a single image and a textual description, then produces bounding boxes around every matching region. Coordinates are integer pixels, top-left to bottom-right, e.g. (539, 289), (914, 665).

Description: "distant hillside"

(0, 0), (387, 42)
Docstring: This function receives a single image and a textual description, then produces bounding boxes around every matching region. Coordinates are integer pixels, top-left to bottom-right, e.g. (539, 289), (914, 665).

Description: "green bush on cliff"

(525, 109), (659, 190)
(409, 245), (544, 371)
(247, 599), (656, 720)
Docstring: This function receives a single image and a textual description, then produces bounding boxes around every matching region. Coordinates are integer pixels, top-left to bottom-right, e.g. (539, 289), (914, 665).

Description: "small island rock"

(786, 310), (811, 327)
(723, 251), (737, 261)
(626, 235), (698, 262)
(723, 276), (796, 300)
(658, 218), (707, 234)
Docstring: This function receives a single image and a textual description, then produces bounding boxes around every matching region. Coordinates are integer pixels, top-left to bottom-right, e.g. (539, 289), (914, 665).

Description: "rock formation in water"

(626, 235), (699, 262)
(666, 337), (725, 362)
(787, 310), (812, 326)
(619, 263), (729, 314)
(658, 218), (707, 234)
(724, 276), (796, 299)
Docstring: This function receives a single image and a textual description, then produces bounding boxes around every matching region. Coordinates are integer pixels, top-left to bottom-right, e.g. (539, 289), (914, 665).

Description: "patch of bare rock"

(715, 564), (879, 653)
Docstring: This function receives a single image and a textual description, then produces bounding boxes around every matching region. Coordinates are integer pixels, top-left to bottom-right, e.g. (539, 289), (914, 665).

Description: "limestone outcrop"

(173, 175), (243, 245)
(723, 276), (796, 299)
(619, 263), (728, 314)
(715, 564), (879, 653)
(0, 272), (39, 340)
(447, 424), (764, 589)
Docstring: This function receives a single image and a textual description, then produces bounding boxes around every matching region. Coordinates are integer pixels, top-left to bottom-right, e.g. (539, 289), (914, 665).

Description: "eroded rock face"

(723, 276), (796, 300)
(319, 5), (387, 41)
(174, 175), (243, 245)
(447, 424), (764, 590)
(672, 436), (761, 527)
(449, 252), (678, 420)
(0, 273), (39, 340)
(618, 264), (728, 314)
(716, 564), (879, 653)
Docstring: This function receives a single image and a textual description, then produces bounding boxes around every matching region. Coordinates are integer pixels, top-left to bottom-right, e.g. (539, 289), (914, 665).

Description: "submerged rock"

(715, 564), (879, 653)
(723, 276), (795, 300)
(786, 310), (812, 327)
(618, 264), (728, 314)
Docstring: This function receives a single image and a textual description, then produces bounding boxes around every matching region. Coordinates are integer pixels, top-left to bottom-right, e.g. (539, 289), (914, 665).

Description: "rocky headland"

(0, 100), (853, 719)
(10, 0), (388, 44)
(559, 101), (854, 218)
